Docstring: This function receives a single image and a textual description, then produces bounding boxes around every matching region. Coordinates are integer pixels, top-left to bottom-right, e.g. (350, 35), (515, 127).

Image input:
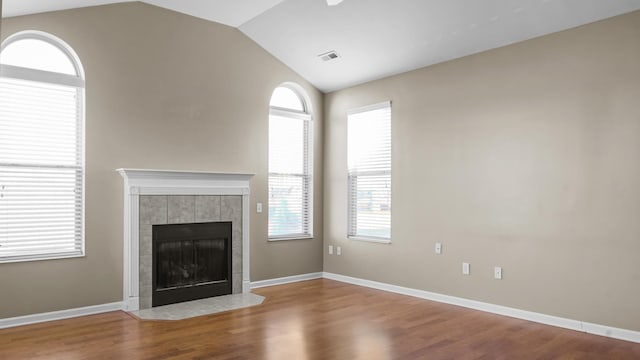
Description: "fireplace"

(153, 221), (232, 307)
(117, 169), (253, 311)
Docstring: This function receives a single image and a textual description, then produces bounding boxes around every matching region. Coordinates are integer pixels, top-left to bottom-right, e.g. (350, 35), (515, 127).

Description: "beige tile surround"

(138, 195), (243, 309)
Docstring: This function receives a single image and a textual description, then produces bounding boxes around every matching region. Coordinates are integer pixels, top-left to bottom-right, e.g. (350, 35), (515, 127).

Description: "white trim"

(268, 84), (314, 240)
(242, 193), (251, 293)
(268, 235), (314, 242)
(347, 101), (392, 241)
(269, 108), (311, 121)
(275, 82), (314, 115)
(116, 169), (253, 186)
(250, 272), (323, 289)
(0, 30), (86, 88)
(3, 273), (638, 344)
(1, 30), (86, 79)
(322, 272), (640, 344)
(137, 186), (249, 196)
(347, 100), (391, 115)
(348, 236), (392, 244)
(0, 30), (86, 264)
(583, 322), (640, 343)
(0, 64), (85, 88)
(117, 169), (254, 311)
(0, 252), (85, 264)
(0, 302), (123, 329)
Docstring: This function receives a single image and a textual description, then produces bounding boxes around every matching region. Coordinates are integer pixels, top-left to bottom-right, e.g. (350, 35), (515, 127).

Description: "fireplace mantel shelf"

(117, 169), (255, 196)
(117, 168), (254, 181)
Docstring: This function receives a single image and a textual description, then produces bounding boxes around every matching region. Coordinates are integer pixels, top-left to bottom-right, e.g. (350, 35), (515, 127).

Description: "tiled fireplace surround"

(118, 169), (253, 311)
(138, 195), (243, 309)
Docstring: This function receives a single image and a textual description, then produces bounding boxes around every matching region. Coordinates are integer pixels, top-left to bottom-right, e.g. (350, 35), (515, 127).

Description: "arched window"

(268, 84), (313, 239)
(0, 31), (85, 262)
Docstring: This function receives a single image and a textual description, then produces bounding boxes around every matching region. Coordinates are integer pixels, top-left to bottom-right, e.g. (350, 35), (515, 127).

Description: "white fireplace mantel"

(117, 168), (254, 311)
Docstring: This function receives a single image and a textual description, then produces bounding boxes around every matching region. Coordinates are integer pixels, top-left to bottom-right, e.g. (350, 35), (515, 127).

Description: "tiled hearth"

(138, 195), (243, 309)
(132, 293), (264, 321)
(118, 169), (253, 311)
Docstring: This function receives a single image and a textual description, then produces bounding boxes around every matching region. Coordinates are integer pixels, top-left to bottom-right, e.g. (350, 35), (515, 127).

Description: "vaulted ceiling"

(3, 0), (640, 92)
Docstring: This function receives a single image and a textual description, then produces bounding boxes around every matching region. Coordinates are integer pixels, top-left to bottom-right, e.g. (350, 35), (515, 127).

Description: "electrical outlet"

(256, 203), (262, 213)
(494, 266), (502, 280)
(336, 246), (342, 256)
(435, 242), (442, 254)
(328, 245), (333, 255)
(462, 262), (470, 275)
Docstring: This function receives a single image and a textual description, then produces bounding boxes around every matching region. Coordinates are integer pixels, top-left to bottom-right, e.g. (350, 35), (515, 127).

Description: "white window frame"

(268, 84), (313, 241)
(0, 30), (86, 263)
(347, 101), (392, 243)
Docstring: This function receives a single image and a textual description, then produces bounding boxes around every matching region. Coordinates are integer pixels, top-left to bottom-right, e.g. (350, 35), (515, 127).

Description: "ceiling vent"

(318, 50), (340, 62)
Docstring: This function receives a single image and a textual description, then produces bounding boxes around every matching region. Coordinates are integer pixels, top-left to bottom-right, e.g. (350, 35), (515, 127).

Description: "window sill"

(0, 252), (85, 264)
(348, 236), (391, 244)
(268, 235), (314, 242)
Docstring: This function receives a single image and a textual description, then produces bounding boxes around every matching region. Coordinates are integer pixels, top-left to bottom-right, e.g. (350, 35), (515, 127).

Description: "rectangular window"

(0, 77), (84, 263)
(347, 101), (391, 242)
(268, 109), (312, 239)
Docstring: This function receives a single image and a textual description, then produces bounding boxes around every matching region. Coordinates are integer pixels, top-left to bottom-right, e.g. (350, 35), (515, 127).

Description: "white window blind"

(0, 31), (85, 263)
(348, 101), (391, 242)
(268, 86), (312, 239)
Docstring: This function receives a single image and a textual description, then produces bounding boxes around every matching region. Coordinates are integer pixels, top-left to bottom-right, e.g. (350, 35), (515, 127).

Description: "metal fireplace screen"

(152, 221), (232, 307)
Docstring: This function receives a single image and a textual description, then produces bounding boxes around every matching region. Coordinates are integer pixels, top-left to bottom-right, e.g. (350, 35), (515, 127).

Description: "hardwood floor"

(1, 279), (639, 359)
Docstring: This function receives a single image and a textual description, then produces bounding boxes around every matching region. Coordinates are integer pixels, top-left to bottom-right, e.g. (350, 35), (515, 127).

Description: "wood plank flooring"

(1, 279), (639, 359)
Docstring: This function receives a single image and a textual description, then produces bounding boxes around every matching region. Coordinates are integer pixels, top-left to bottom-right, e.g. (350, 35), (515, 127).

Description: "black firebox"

(152, 221), (232, 307)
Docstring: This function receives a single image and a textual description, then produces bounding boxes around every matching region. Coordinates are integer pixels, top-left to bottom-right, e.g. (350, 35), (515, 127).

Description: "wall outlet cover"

(494, 266), (502, 280)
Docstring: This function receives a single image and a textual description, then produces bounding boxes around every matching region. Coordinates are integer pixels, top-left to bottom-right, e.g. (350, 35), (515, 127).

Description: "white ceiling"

(3, 0), (640, 92)
(1, 0), (284, 27)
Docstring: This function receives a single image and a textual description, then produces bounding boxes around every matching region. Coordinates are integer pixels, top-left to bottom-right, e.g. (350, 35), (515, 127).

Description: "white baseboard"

(582, 322), (640, 343)
(0, 272), (323, 330)
(4, 273), (638, 345)
(250, 272), (323, 289)
(0, 302), (123, 330)
(322, 272), (640, 344)
(123, 297), (140, 312)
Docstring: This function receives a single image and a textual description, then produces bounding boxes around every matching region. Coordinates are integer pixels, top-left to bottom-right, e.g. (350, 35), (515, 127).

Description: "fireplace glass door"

(152, 221), (232, 307)
(155, 238), (227, 290)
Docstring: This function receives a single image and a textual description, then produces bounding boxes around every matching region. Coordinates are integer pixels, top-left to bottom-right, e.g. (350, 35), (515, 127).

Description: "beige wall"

(324, 11), (640, 331)
(0, 2), (324, 318)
